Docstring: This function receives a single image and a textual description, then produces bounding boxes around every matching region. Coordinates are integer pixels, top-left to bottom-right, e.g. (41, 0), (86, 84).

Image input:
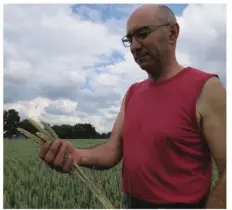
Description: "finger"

(63, 156), (75, 173)
(39, 141), (53, 160)
(53, 141), (68, 167)
(44, 140), (62, 165)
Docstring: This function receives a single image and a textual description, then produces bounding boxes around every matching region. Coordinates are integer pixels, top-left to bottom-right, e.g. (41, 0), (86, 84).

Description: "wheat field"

(4, 139), (219, 209)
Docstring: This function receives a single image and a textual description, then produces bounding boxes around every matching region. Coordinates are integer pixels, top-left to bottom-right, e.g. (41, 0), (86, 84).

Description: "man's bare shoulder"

(197, 76), (226, 115)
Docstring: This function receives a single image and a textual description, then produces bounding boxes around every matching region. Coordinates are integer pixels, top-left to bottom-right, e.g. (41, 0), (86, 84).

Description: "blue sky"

(164, 4), (188, 15)
(71, 4), (188, 21)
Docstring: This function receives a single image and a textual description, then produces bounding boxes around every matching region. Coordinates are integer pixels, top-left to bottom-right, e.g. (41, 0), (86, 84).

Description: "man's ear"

(169, 23), (179, 44)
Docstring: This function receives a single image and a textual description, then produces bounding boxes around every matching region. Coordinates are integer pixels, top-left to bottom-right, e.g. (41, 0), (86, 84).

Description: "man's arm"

(197, 76), (226, 209)
(77, 91), (127, 170)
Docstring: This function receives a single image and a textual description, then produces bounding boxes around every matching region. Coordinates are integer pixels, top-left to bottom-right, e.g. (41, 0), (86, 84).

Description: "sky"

(3, 3), (226, 134)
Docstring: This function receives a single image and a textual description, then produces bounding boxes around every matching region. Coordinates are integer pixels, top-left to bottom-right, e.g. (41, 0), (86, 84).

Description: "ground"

(4, 139), (219, 209)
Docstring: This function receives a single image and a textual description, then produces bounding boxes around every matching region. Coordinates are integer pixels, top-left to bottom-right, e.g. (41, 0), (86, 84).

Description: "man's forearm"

(76, 143), (121, 170)
(205, 170), (226, 209)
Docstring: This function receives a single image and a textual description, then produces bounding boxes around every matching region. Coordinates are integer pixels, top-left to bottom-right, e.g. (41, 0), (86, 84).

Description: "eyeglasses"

(122, 23), (171, 47)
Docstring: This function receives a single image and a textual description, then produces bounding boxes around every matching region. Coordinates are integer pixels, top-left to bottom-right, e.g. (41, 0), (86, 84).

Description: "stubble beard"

(141, 49), (166, 81)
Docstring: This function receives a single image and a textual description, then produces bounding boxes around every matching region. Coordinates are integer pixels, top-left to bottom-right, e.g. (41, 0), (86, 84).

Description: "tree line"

(4, 109), (111, 140)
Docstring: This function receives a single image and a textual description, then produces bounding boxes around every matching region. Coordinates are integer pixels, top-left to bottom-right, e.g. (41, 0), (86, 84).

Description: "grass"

(4, 139), (219, 209)
(4, 139), (122, 209)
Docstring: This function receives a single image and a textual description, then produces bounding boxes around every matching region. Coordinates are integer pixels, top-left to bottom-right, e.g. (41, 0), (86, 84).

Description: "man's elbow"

(93, 144), (122, 170)
(216, 159), (226, 179)
(219, 168), (226, 180)
(107, 149), (122, 169)
(93, 156), (122, 170)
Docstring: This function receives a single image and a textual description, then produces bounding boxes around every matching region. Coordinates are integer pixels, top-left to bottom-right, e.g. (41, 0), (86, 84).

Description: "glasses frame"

(122, 23), (171, 47)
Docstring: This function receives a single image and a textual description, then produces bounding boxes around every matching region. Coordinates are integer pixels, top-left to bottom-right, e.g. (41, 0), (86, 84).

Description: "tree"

(18, 119), (40, 136)
(3, 108), (111, 140)
(72, 123), (98, 139)
(4, 109), (21, 139)
(53, 124), (73, 139)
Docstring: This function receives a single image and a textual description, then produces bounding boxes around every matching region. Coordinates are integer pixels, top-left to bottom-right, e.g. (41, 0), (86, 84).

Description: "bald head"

(153, 5), (177, 24)
(127, 4), (177, 28)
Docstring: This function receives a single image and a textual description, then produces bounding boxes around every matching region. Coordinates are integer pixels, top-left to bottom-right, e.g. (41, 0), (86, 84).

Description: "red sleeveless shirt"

(122, 67), (218, 204)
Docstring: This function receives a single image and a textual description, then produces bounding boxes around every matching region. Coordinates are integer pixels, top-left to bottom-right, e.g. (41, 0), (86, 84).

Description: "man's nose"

(130, 37), (142, 54)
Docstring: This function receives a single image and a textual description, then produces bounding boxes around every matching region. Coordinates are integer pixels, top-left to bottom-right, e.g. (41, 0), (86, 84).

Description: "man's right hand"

(39, 139), (81, 173)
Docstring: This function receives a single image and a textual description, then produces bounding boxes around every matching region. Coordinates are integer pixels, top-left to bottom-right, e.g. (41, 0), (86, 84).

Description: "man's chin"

(138, 61), (152, 71)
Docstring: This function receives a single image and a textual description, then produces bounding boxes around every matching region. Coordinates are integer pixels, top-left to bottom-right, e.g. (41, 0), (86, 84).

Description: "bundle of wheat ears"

(17, 119), (115, 209)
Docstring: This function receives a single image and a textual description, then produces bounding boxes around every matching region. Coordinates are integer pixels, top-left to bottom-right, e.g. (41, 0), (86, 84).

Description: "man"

(39, 4), (226, 209)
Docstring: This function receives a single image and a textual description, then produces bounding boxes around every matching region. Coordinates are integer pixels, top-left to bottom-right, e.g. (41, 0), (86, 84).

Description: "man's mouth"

(135, 54), (146, 59)
(135, 54), (148, 62)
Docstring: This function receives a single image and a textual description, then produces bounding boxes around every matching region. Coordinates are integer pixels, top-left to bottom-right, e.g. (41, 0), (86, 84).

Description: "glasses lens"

(134, 30), (151, 40)
(122, 37), (131, 47)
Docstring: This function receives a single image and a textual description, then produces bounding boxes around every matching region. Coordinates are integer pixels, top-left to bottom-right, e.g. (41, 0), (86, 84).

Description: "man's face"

(124, 12), (170, 72)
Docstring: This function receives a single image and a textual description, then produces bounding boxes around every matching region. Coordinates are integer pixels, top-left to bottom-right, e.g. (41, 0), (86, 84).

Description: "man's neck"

(147, 61), (184, 82)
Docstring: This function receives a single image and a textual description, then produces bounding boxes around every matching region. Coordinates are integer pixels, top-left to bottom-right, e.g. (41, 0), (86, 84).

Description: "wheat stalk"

(17, 119), (115, 209)
(40, 121), (59, 139)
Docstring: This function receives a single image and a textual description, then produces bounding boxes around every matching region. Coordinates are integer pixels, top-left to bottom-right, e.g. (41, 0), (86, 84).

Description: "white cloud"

(176, 4), (226, 82)
(94, 73), (120, 86)
(45, 99), (78, 115)
(4, 4), (226, 133)
(72, 5), (102, 22)
(3, 97), (50, 121)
